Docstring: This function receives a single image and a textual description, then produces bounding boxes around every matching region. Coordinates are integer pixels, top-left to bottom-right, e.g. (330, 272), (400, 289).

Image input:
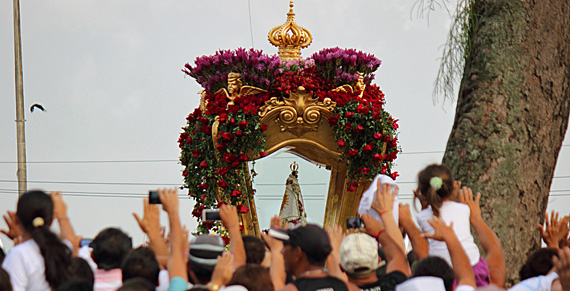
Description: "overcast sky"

(1, 0), (568, 249)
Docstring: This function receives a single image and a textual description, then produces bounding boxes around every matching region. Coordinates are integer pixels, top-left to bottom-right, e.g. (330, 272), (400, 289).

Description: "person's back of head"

(0, 267), (12, 291)
(417, 164), (454, 217)
(413, 256), (454, 291)
(117, 278), (155, 291)
(55, 279), (93, 291)
(242, 235), (266, 265)
(228, 264), (273, 291)
(519, 248), (558, 280)
(187, 235), (225, 284)
(17, 190), (73, 289)
(121, 247), (160, 286)
(70, 257), (94, 288)
(340, 233), (383, 278)
(91, 227), (132, 270)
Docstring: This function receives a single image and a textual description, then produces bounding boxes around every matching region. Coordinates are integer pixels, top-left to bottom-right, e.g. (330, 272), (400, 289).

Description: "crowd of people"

(1, 163), (570, 291)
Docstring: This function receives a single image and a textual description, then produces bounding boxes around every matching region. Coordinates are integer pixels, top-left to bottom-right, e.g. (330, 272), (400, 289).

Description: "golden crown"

(268, 1), (313, 61)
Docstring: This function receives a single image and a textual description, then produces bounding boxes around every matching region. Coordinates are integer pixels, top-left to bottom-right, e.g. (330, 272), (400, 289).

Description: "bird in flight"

(30, 103), (45, 112)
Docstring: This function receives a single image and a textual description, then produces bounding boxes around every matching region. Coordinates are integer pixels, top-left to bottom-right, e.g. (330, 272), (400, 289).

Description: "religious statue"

(215, 73), (267, 106)
(332, 72), (366, 98)
(279, 162), (307, 227)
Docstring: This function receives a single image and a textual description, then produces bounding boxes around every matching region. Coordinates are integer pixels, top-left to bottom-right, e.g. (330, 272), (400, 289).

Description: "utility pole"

(13, 0), (27, 197)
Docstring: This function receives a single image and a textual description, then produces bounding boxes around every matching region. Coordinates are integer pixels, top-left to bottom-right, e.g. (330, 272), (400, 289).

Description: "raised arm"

(261, 215), (287, 290)
(371, 181), (405, 253)
(398, 203), (429, 260)
(422, 216), (476, 288)
(220, 204), (246, 268)
(361, 214), (410, 276)
(459, 187), (506, 288)
(50, 192), (78, 254)
(159, 188), (187, 281)
(133, 198), (169, 267)
(539, 210), (570, 250)
(325, 224), (348, 282)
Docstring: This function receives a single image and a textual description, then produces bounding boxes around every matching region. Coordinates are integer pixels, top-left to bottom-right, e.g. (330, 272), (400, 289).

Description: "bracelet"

(379, 210), (391, 216)
(375, 229), (386, 241)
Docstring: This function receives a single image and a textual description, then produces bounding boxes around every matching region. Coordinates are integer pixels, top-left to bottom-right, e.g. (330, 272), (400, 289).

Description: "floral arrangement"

(180, 47), (399, 233)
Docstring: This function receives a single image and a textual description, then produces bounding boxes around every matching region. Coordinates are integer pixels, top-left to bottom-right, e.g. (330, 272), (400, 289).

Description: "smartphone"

(202, 209), (221, 221)
(346, 217), (363, 229)
(149, 191), (160, 204)
(80, 238), (93, 247)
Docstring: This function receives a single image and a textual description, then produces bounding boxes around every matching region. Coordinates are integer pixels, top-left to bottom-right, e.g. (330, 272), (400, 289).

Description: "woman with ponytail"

(414, 164), (490, 287)
(2, 190), (76, 290)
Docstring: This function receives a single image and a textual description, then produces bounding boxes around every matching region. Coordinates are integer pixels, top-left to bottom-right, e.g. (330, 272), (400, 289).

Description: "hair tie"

(32, 217), (45, 228)
(429, 177), (443, 191)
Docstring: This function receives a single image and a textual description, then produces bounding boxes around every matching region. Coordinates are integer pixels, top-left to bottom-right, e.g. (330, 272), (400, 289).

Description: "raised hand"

(50, 191), (68, 220)
(371, 181), (398, 214)
(539, 210), (569, 249)
(458, 187), (482, 223)
(553, 247), (570, 291)
(413, 189), (429, 210)
(325, 223), (345, 252)
(158, 188), (179, 214)
(360, 213), (385, 239)
(1, 211), (22, 241)
(133, 198), (161, 236)
(210, 252), (235, 287)
(422, 216), (455, 242)
(398, 203), (414, 228)
(220, 204), (240, 230)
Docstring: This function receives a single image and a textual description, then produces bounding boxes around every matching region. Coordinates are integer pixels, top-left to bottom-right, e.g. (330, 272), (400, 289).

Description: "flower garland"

(180, 48), (399, 233)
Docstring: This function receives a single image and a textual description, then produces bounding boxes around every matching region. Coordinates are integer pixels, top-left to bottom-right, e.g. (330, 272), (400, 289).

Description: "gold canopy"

(268, 1), (313, 61)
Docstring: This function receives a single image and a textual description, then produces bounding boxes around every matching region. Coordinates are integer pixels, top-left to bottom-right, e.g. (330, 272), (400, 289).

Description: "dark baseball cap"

(270, 224), (332, 263)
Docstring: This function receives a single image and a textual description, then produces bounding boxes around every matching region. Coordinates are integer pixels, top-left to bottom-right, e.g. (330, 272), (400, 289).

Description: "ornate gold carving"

(215, 73), (267, 106)
(268, 1), (312, 61)
(331, 72), (366, 98)
(259, 86), (336, 136)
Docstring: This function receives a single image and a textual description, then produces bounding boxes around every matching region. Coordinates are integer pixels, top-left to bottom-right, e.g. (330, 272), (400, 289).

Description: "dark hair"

(70, 257), (94, 287)
(243, 235), (266, 264)
(17, 190), (73, 289)
(228, 264), (274, 291)
(118, 278), (156, 291)
(0, 267), (12, 291)
(55, 279), (93, 291)
(413, 257), (454, 291)
(519, 248), (559, 280)
(121, 247), (160, 286)
(417, 164), (455, 217)
(91, 228), (132, 270)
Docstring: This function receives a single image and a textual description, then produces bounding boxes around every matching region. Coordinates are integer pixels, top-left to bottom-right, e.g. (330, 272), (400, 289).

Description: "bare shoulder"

(276, 283), (298, 291)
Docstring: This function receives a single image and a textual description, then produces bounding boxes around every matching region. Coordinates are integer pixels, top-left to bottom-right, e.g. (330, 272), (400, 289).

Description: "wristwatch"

(205, 282), (220, 291)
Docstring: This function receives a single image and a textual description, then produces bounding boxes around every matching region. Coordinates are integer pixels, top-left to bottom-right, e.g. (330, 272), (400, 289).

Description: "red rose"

(182, 170), (188, 176)
(345, 123), (352, 130)
(200, 161), (208, 168)
(217, 201), (226, 208)
(337, 139), (346, 147)
(201, 125), (212, 134)
(259, 152), (267, 158)
(229, 118), (236, 125)
(239, 153), (249, 162)
(347, 149), (359, 157)
(200, 194), (206, 201)
(231, 160), (240, 168)
(218, 113), (228, 124)
(221, 236), (230, 245)
(238, 120), (249, 129)
(186, 136), (192, 145)
(372, 154), (384, 162)
(363, 143), (373, 152)
(192, 149), (202, 158)
(217, 180), (228, 188)
(358, 167), (370, 175)
(223, 153), (236, 163)
(356, 104), (370, 115)
(328, 114), (340, 126)
(198, 183), (209, 190)
(345, 112), (355, 119)
(239, 225), (244, 231)
(372, 112), (380, 120)
(382, 135), (391, 142)
(390, 172), (399, 180)
(231, 190), (242, 197)
(355, 125), (364, 132)
(216, 167), (229, 176)
(260, 124), (268, 132)
(373, 133), (382, 140)
(221, 132), (234, 141)
(237, 205), (250, 213)
(217, 143), (227, 151)
(235, 130), (243, 137)
(391, 119), (399, 130)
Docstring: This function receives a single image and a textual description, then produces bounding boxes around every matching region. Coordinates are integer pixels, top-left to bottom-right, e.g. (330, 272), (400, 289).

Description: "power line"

(0, 179), (180, 186)
(0, 159), (177, 164)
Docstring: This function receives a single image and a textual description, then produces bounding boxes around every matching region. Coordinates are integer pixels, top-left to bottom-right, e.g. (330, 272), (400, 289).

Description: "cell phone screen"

(346, 217), (363, 229)
(80, 239), (93, 247)
(148, 191), (160, 204)
(203, 210), (221, 221)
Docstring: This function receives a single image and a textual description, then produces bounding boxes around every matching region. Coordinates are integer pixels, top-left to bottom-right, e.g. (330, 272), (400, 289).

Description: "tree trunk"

(442, 0), (570, 284)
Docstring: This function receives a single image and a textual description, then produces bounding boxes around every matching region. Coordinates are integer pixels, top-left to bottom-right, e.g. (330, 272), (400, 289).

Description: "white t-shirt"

(509, 272), (559, 291)
(416, 201), (480, 266)
(2, 240), (51, 291)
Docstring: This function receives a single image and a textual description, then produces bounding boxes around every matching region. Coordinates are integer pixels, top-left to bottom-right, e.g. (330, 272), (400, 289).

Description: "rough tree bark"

(442, 0), (570, 284)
